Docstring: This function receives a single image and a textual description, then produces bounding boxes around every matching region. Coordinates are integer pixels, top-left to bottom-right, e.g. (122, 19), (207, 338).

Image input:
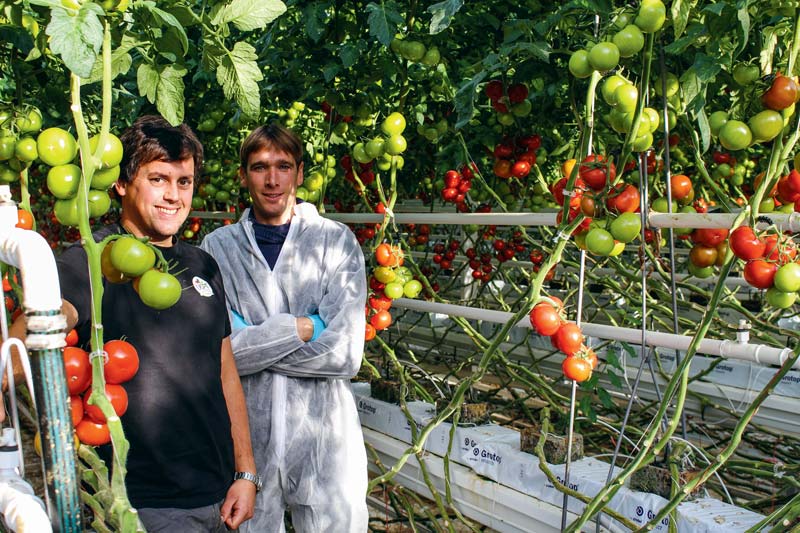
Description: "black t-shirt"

(57, 224), (234, 509)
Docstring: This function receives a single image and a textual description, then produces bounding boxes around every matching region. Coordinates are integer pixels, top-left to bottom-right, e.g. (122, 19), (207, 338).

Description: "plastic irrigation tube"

(327, 209), (800, 231)
(0, 186), (81, 532)
(392, 298), (798, 370)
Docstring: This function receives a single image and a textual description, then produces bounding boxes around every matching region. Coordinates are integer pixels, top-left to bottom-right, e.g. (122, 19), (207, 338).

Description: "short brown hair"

(119, 115), (203, 183)
(239, 123), (302, 169)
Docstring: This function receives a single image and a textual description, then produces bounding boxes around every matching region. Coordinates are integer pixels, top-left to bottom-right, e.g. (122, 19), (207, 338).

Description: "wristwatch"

(233, 471), (262, 492)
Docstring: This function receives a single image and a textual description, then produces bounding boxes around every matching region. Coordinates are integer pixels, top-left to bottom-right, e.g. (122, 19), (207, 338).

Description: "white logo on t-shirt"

(192, 276), (214, 297)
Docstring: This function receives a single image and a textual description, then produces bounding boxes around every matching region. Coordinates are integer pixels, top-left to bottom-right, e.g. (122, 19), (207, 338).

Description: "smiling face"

(240, 147), (304, 226)
(115, 158), (195, 246)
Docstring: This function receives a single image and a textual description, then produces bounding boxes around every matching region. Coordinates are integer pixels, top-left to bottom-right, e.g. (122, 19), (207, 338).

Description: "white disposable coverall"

(201, 203), (368, 532)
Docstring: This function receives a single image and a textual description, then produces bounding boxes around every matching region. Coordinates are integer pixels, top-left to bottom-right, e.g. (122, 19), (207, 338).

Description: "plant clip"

(89, 349), (108, 364)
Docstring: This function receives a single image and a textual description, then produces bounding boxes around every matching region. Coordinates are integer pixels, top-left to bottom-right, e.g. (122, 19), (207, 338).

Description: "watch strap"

(233, 471), (262, 492)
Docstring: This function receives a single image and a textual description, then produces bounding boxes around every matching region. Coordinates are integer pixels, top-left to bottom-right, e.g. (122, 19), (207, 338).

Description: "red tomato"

(493, 144), (514, 159)
(511, 160), (531, 178)
(530, 302), (562, 336)
(689, 244), (718, 268)
(76, 418), (111, 446)
(63, 347), (91, 395)
(554, 322), (584, 356)
(692, 228), (729, 247)
(102, 340), (140, 384)
(485, 80), (504, 100)
(493, 159), (512, 179)
(762, 74), (799, 111)
(15, 210), (34, 230)
(369, 294), (392, 312)
(364, 323), (376, 341)
(374, 243), (394, 266)
(370, 310), (392, 331)
(729, 226), (766, 260)
(562, 356), (592, 382)
(65, 328), (79, 347)
(70, 395), (83, 427)
(579, 154), (616, 191)
(670, 174), (693, 200)
(83, 384), (128, 423)
(606, 183), (640, 213)
(743, 259), (777, 289)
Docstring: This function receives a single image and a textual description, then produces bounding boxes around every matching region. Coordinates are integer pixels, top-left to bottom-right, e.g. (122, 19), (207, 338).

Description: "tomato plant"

(83, 384), (128, 423)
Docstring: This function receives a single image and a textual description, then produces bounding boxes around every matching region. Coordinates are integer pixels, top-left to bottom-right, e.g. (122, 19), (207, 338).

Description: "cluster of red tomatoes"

(484, 79), (532, 122)
(366, 243), (423, 341)
(730, 225), (800, 308)
(63, 333), (139, 446)
(529, 298), (598, 383)
(440, 166), (474, 211)
(491, 134), (541, 180)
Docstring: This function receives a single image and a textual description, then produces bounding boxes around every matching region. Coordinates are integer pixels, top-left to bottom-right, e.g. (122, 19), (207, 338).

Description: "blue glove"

(230, 309), (250, 331)
(307, 314), (326, 341)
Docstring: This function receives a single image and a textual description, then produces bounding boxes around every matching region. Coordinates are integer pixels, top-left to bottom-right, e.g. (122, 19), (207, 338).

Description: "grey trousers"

(137, 501), (230, 533)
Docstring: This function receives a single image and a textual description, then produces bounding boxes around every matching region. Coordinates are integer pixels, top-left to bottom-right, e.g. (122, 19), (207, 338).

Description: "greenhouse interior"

(0, 0), (799, 531)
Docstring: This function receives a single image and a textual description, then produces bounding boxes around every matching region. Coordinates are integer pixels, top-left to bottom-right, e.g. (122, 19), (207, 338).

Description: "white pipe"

(327, 209), (800, 231)
(0, 428), (51, 533)
(0, 186), (66, 349)
(392, 298), (798, 369)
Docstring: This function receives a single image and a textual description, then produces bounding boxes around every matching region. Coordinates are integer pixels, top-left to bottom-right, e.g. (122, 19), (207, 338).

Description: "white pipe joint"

(0, 186), (66, 349)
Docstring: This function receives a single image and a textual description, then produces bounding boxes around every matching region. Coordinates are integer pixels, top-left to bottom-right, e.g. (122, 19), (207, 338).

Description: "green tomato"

(0, 135), (16, 161)
(748, 110), (784, 142)
(614, 83), (639, 113)
(47, 164), (81, 199)
(708, 111), (729, 136)
(16, 108), (42, 134)
(384, 134), (407, 155)
(421, 47), (440, 66)
(651, 197), (677, 212)
(732, 64), (760, 86)
(609, 212), (641, 243)
(511, 100), (532, 117)
(635, 0), (666, 33)
(305, 170), (324, 192)
(54, 197), (80, 226)
(654, 72), (679, 98)
(88, 133), (124, 169)
(365, 137), (385, 159)
(0, 164), (18, 183)
(110, 236), (156, 278)
(383, 281), (405, 299)
(91, 165), (121, 189)
(295, 187), (309, 201)
(632, 132), (653, 152)
(766, 287), (797, 309)
(373, 266), (396, 284)
(87, 189), (111, 217)
(568, 49), (593, 79)
(602, 75), (628, 106)
(687, 262), (714, 279)
(613, 25), (645, 58)
(718, 120), (753, 151)
(14, 137), (38, 162)
(588, 42), (620, 72)
(352, 143), (372, 164)
(643, 107), (660, 133)
(403, 279), (423, 298)
(137, 269), (182, 310)
(585, 227), (616, 256)
(497, 113), (515, 126)
(774, 262), (800, 292)
(37, 128), (77, 167)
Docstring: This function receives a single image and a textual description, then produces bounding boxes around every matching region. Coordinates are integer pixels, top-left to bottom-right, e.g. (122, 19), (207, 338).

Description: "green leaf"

(606, 370), (622, 389)
(597, 388), (614, 409)
(606, 348), (623, 370)
(201, 37), (226, 72)
(138, 1), (189, 54)
(428, 0), (463, 34)
(664, 23), (706, 55)
(303, 2), (328, 42)
(339, 43), (359, 68)
(322, 63), (340, 83)
(736, 4), (749, 52)
(165, 5), (199, 27)
(454, 72), (485, 130)
(505, 41), (551, 63)
(216, 41), (263, 118)
(696, 108), (711, 153)
(46, 4), (104, 78)
(27, 0), (62, 8)
(0, 25), (34, 56)
(670, 0), (695, 39)
(211, 0), (286, 32)
(579, 395), (597, 422)
(137, 63), (187, 125)
(83, 33), (137, 85)
(365, 1), (403, 46)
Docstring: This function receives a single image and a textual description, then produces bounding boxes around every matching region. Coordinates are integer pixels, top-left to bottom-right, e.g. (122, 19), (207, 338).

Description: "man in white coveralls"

(201, 122), (368, 532)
